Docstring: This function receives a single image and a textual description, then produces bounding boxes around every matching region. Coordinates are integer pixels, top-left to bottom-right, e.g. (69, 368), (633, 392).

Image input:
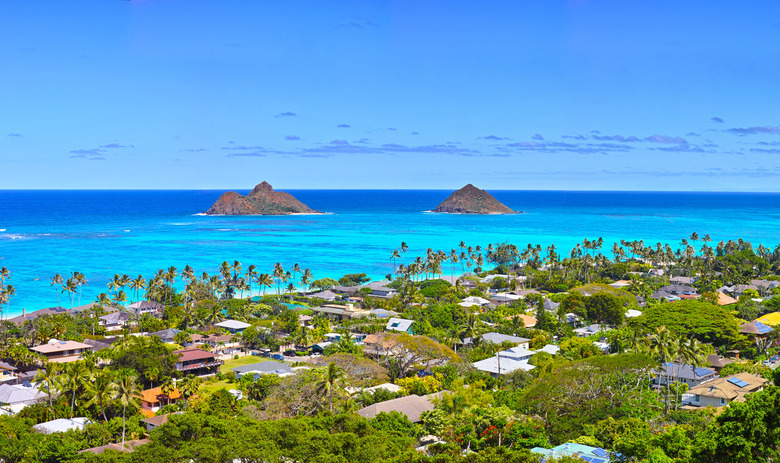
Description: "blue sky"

(2, 0), (780, 190)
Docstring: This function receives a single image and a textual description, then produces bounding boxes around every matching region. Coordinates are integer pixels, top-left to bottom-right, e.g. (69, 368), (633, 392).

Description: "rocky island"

(432, 184), (518, 214)
(204, 181), (322, 215)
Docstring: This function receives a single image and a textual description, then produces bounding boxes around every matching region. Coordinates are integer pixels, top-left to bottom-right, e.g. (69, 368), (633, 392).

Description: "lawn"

(201, 379), (234, 395)
(220, 355), (268, 373)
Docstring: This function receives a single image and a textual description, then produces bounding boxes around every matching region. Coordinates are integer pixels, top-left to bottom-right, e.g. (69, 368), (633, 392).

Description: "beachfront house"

(173, 348), (222, 377)
(30, 339), (92, 364)
(127, 300), (164, 318)
(683, 373), (767, 408)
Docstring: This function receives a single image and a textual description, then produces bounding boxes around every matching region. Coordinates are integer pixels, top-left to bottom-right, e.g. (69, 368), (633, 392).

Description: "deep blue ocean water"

(2, 189), (780, 316)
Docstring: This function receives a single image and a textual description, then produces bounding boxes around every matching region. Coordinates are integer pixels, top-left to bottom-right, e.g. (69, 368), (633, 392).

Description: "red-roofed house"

(173, 348), (222, 377)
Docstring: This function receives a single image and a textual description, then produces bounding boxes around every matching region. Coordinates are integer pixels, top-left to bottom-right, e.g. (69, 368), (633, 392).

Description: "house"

(532, 443), (614, 462)
(357, 393), (442, 423)
(625, 309), (642, 318)
(669, 276), (696, 286)
(463, 332), (530, 349)
(0, 383), (46, 411)
(33, 417), (90, 434)
(309, 290), (338, 301)
(653, 284), (698, 298)
(652, 362), (718, 388)
(149, 328), (181, 344)
(9, 307), (74, 325)
(231, 361), (293, 379)
(127, 300), (164, 318)
(573, 324), (611, 338)
(30, 339), (92, 363)
(472, 346), (537, 377)
(536, 344), (560, 355)
(141, 413), (177, 432)
(543, 299), (561, 312)
(98, 311), (131, 331)
(78, 439), (149, 455)
(0, 362), (17, 381)
(370, 308), (399, 319)
(331, 285), (364, 296)
(609, 280), (632, 288)
(490, 292), (521, 305)
(740, 321), (773, 337)
(684, 373), (767, 408)
(458, 296), (490, 308)
(82, 338), (115, 353)
(386, 318), (414, 333)
(751, 279), (779, 296)
(367, 282), (399, 299)
(716, 291), (738, 306)
(310, 303), (370, 321)
(187, 333), (242, 357)
(138, 386), (182, 417)
(214, 319), (251, 333)
(173, 348), (222, 377)
(707, 354), (735, 372)
(755, 312), (780, 327)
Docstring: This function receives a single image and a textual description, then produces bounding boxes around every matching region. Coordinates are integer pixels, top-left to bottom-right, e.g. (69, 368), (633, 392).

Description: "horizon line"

(2, 188), (780, 194)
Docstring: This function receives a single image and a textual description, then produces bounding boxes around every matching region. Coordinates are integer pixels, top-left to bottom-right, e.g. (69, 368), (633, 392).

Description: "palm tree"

(179, 376), (201, 401)
(74, 272), (88, 306)
(63, 277), (78, 310)
(300, 268), (313, 293)
(257, 273), (273, 296)
(61, 361), (90, 417)
(112, 290), (128, 307)
(115, 371), (141, 451)
(34, 363), (60, 407)
(160, 376), (175, 406)
(93, 293), (112, 336)
(315, 362), (349, 412)
(131, 275), (147, 304)
(50, 273), (64, 307)
(86, 369), (117, 421)
(640, 326), (676, 414)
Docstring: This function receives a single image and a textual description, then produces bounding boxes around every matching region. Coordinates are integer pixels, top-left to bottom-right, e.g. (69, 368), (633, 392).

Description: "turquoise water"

(1, 189), (779, 315)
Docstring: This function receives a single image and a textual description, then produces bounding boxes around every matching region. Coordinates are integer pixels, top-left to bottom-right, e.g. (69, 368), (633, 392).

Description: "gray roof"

(386, 318), (414, 332)
(310, 290), (338, 301)
(655, 362), (717, 381)
(150, 328), (181, 340)
(33, 417), (89, 434)
(231, 361), (293, 375)
(465, 332), (530, 345)
(0, 384), (46, 405)
(214, 320), (251, 330)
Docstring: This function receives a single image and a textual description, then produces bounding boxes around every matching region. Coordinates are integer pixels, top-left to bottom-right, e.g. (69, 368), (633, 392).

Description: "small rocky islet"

(204, 181), (322, 215)
(432, 184), (518, 214)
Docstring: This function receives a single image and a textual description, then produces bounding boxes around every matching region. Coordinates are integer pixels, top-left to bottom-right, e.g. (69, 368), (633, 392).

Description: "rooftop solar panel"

(728, 377), (749, 387)
(694, 367), (714, 376)
(593, 448), (608, 457)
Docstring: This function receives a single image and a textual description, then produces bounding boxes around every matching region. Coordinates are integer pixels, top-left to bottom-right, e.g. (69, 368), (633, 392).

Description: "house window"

(694, 395), (700, 402)
(720, 398), (726, 405)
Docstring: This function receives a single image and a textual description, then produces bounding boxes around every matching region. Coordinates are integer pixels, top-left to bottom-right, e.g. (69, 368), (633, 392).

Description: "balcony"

(176, 360), (222, 371)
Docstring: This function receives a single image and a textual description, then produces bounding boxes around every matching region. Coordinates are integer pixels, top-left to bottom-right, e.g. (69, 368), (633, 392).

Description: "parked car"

(283, 350), (297, 357)
(270, 354), (285, 361)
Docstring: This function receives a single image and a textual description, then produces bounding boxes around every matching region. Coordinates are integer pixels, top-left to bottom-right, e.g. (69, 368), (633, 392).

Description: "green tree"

(315, 362), (349, 412)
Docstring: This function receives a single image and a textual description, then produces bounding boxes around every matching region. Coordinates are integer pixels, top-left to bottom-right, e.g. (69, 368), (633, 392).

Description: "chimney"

(346, 303), (354, 311)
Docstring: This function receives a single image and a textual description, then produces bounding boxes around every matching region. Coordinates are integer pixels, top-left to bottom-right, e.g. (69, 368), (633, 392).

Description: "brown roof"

(356, 393), (438, 423)
(137, 386), (182, 404)
(141, 413), (175, 427)
(717, 291), (738, 306)
(707, 354), (735, 369)
(78, 439), (149, 454)
(30, 340), (92, 354)
(688, 373), (767, 401)
(175, 348), (219, 362)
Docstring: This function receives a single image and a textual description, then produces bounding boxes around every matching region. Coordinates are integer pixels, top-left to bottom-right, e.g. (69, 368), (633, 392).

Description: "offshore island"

(204, 181), (322, 215)
(432, 184), (518, 214)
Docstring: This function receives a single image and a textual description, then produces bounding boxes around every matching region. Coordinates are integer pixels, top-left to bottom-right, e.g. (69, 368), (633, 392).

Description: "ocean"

(1, 189), (780, 316)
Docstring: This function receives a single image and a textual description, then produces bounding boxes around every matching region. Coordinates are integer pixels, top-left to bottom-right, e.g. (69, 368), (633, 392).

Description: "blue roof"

(727, 377), (750, 387)
(593, 448), (609, 458)
(694, 367), (715, 377)
(755, 321), (773, 334)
